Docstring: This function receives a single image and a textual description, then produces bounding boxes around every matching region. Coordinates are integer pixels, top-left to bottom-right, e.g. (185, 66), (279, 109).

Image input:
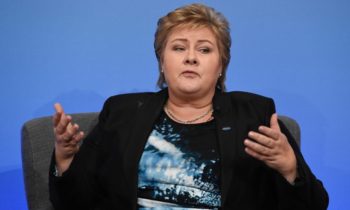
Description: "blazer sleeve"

(49, 98), (112, 210)
(267, 100), (329, 209)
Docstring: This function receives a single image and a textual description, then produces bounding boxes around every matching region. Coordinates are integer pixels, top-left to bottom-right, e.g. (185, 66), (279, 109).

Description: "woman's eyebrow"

(197, 40), (214, 45)
(170, 38), (214, 45)
(170, 38), (188, 43)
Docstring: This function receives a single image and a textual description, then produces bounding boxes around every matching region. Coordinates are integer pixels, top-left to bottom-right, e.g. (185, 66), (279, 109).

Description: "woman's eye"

(173, 46), (185, 51)
(199, 48), (211, 54)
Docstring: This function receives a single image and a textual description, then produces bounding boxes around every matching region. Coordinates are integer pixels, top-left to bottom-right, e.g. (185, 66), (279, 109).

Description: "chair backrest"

(21, 113), (300, 210)
(278, 115), (301, 147)
(21, 112), (99, 210)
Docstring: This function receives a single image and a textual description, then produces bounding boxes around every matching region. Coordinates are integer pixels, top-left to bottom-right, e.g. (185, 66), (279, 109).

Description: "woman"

(49, 3), (328, 210)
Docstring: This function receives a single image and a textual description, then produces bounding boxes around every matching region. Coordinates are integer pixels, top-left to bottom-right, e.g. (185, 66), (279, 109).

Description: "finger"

(244, 139), (274, 156)
(53, 112), (62, 128)
(258, 126), (280, 140)
(53, 103), (64, 127)
(248, 131), (275, 148)
(270, 113), (281, 132)
(62, 139), (80, 148)
(244, 147), (275, 162)
(54, 103), (64, 114)
(56, 115), (72, 135)
(60, 123), (80, 142)
(62, 140), (80, 150)
(245, 147), (263, 161)
(67, 123), (79, 136)
(62, 131), (84, 148)
(71, 131), (84, 144)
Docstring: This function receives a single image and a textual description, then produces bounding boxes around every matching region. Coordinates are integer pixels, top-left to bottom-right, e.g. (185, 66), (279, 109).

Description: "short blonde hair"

(154, 3), (231, 91)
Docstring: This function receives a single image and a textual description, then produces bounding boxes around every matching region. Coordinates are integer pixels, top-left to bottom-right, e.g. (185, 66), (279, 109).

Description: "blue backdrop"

(1, 0), (349, 209)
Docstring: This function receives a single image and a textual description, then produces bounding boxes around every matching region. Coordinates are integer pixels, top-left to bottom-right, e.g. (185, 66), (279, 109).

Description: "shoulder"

(216, 91), (276, 124)
(102, 92), (157, 113)
(96, 90), (167, 129)
(105, 92), (155, 104)
(224, 91), (274, 106)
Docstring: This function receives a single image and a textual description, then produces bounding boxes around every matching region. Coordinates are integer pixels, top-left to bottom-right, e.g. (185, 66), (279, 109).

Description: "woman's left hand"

(244, 113), (297, 183)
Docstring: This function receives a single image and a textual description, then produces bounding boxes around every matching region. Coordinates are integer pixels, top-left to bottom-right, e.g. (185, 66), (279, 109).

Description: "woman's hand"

(244, 113), (297, 183)
(53, 103), (84, 176)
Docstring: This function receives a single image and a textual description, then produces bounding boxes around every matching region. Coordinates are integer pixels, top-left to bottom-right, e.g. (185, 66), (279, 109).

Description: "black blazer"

(49, 89), (328, 210)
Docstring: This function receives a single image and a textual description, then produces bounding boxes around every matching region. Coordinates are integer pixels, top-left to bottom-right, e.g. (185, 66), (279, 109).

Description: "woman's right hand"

(53, 103), (84, 176)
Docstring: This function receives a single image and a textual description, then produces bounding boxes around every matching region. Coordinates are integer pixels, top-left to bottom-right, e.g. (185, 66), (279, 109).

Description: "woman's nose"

(185, 58), (198, 65)
(184, 50), (198, 65)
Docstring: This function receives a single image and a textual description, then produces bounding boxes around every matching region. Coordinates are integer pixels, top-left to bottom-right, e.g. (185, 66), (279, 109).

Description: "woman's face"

(162, 27), (222, 97)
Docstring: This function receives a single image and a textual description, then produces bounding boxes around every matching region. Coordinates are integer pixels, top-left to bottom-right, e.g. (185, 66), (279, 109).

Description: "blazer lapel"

(123, 89), (168, 208)
(213, 91), (237, 205)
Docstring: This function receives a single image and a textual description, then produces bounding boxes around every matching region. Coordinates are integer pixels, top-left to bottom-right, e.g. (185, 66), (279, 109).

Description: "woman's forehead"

(166, 26), (217, 43)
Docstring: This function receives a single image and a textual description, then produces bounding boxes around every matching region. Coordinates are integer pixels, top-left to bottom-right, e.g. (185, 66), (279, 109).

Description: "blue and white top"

(137, 112), (221, 209)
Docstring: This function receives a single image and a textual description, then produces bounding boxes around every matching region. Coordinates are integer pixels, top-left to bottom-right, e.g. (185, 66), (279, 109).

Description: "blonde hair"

(154, 3), (231, 91)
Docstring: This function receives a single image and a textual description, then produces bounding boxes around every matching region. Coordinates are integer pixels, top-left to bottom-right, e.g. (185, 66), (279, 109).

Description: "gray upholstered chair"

(279, 115), (301, 147)
(21, 113), (300, 210)
(21, 112), (99, 210)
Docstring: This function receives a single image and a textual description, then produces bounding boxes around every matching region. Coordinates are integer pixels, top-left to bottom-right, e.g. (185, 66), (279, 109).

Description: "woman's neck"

(165, 90), (215, 124)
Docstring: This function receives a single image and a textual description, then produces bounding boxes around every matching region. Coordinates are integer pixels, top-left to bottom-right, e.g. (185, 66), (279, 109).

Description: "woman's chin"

(176, 85), (202, 95)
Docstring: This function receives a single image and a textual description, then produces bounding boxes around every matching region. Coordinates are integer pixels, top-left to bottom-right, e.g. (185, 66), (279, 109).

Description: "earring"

(219, 73), (222, 77)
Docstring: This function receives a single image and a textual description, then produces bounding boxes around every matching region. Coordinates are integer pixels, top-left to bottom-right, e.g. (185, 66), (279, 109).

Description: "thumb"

(270, 113), (281, 131)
